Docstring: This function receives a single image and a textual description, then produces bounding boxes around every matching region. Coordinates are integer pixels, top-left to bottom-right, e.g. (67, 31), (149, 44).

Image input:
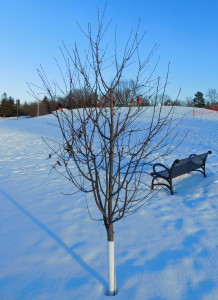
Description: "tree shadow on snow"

(116, 228), (217, 298)
(0, 188), (107, 291)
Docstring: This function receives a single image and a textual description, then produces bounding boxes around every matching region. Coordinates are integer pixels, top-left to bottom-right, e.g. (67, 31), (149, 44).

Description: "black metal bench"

(151, 151), (212, 195)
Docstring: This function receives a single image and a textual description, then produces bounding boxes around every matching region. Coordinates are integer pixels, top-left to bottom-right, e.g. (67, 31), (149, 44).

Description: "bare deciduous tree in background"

(31, 7), (184, 296)
(206, 88), (218, 105)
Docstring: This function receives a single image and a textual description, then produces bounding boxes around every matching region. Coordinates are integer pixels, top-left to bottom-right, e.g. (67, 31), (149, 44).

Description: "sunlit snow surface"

(0, 107), (218, 300)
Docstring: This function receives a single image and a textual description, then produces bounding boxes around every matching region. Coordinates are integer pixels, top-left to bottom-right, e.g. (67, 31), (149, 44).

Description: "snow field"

(0, 107), (218, 300)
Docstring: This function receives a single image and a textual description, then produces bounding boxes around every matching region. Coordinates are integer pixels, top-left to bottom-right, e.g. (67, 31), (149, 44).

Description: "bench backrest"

(171, 152), (210, 178)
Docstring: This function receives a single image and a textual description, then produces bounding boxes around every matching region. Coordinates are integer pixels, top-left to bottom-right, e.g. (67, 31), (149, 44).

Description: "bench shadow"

(0, 188), (107, 290)
(154, 172), (210, 198)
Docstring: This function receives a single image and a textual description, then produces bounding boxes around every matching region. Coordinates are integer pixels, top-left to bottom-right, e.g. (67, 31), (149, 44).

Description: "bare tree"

(114, 79), (136, 106)
(185, 97), (193, 107)
(31, 6), (185, 296)
(206, 88), (218, 105)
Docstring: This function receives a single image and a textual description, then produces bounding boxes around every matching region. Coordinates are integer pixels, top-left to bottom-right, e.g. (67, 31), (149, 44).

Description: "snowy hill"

(0, 107), (218, 300)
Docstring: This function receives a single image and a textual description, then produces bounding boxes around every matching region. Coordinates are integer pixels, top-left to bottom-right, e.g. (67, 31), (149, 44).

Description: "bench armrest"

(152, 163), (170, 174)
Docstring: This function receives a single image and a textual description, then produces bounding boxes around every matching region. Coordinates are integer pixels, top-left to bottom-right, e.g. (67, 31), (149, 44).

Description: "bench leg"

(202, 165), (206, 177)
(169, 179), (174, 195)
(151, 177), (155, 190)
(151, 177), (174, 195)
(170, 187), (174, 195)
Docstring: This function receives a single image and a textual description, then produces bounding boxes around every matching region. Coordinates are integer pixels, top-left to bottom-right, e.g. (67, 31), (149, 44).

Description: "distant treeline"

(1, 88), (218, 118)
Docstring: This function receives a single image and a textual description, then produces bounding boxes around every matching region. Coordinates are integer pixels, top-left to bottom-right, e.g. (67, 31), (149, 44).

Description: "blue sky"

(0, 0), (218, 103)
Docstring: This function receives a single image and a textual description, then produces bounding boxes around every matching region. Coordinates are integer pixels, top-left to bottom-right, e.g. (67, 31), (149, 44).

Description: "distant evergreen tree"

(21, 101), (30, 116)
(16, 99), (20, 118)
(192, 91), (206, 108)
(42, 96), (52, 114)
(0, 93), (16, 117)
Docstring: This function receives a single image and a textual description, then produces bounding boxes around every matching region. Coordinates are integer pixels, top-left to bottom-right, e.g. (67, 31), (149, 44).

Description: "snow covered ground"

(0, 107), (218, 300)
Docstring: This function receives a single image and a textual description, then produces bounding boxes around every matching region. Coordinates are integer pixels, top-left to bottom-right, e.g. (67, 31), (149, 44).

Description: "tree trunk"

(106, 89), (117, 295)
(107, 223), (116, 295)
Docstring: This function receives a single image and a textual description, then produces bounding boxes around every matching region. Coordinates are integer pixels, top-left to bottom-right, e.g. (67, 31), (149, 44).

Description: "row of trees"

(0, 93), (58, 118)
(187, 90), (218, 108)
(0, 93), (20, 117)
(1, 88), (218, 118)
